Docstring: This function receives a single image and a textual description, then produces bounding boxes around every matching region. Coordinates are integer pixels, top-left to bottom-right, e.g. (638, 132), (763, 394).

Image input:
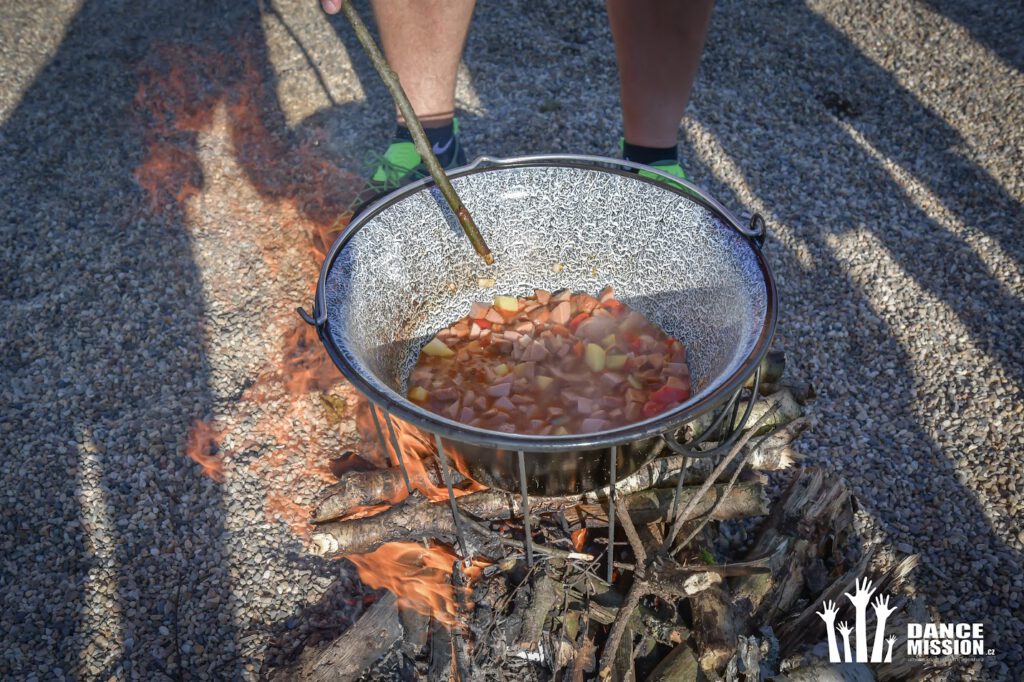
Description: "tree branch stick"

(338, 1), (493, 265)
(663, 396), (783, 551)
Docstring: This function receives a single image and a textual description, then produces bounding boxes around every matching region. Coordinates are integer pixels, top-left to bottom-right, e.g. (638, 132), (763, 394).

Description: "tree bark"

(284, 592), (402, 681)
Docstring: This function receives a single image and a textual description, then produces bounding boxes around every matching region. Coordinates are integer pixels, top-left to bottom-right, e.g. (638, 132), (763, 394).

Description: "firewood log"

(282, 591), (402, 681)
(311, 483), (767, 557)
(732, 467), (853, 625)
(645, 641), (701, 681)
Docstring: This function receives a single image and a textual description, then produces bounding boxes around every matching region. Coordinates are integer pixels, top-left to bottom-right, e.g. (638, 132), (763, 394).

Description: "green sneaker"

(639, 159), (689, 186)
(368, 118), (467, 192)
(619, 138), (689, 188)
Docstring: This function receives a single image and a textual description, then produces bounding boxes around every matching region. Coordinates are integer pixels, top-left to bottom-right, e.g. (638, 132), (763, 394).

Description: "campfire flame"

(345, 542), (488, 627)
(353, 398), (486, 504)
(184, 420), (224, 482)
(134, 38), (488, 627)
(571, 528), (588, 553)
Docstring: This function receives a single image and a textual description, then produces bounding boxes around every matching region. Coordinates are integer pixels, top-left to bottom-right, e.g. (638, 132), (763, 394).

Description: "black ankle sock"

(395, 121), (458, 165)
(622, 141), (677, 166)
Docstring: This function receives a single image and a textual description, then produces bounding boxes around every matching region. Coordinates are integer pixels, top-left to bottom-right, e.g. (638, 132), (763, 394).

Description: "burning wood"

(275, 364), (943, 681)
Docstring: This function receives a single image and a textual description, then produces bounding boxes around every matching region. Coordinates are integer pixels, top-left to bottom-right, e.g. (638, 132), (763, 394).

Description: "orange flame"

(571, 528), (588, 552)
(184, 419), (224, 482)
(346, 542), (487, 627)
(352, 397), (486, 503)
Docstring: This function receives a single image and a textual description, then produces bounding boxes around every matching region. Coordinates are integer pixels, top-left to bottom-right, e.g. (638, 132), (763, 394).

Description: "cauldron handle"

(661, 363), (762, 459)
(297, 305), (326, 328)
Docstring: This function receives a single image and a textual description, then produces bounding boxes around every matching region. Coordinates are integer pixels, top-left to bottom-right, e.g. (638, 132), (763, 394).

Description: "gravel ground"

(1, 0), (1021, 680)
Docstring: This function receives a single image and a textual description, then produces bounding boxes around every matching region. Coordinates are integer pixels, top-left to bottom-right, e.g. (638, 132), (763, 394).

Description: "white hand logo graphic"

(844, 578), (875, 662)
(816, 600), (842, 663)
(837, 621), (854, 663)
(885, 634), (897, 663)
(871, 594), (898, 662)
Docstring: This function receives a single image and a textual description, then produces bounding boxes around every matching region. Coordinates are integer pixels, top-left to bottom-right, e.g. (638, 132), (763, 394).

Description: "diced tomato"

(568, 312), (590, 333)
(550, 324), (571, 337)
(623, 330), (643, 352)
(650, 385), (688, 404)
(476, 318), (491, 329)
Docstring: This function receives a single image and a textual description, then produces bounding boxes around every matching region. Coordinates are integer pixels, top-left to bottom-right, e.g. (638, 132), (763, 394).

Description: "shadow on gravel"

(921, 0), (1024, 74)
(0, 0), (372, 678)
(678, 0), (1022, 675)
(0, 1), (260, 678)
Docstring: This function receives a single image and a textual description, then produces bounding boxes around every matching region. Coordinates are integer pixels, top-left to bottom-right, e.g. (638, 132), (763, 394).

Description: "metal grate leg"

(607, 445), (617, 584)
(434, 434), (471, 561)
(380, 408), (413, 494)
(665, 453), (692, 550)
(517, 451), (534, 567)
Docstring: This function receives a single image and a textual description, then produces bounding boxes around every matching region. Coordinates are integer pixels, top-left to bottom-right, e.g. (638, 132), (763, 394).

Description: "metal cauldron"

(302, 155), (776, 496)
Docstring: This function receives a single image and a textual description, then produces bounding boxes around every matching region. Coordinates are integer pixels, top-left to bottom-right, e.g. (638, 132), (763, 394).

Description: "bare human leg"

(370, 0), (476, 127)
(607, 0), (714, 150)
(321, 0), (474, 126)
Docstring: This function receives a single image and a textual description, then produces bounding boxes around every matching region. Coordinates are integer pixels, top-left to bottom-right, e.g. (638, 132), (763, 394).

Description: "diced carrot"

(572, 340), (585, 358)
(550, 324), (571, 337)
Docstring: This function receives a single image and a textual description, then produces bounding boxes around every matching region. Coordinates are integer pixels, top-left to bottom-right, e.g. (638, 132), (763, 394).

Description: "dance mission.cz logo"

(816, 579), (898, 663)
(816, 578), (993, 663)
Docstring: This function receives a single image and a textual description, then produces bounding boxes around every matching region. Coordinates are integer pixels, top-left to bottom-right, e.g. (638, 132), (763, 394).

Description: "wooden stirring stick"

(339, 1), (494, 266)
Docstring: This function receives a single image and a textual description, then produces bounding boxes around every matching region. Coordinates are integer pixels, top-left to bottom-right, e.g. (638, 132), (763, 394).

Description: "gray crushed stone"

(1, 0), (1020, 679)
